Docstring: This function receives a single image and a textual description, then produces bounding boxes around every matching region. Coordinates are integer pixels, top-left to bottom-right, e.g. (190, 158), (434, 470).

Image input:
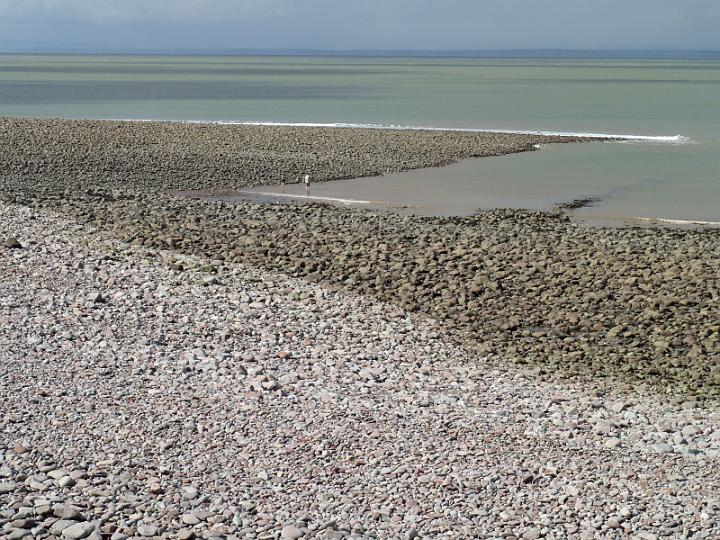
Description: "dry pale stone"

(54, 505), (84, 520)
(182, 486), (199, 499)
(137, 524), (158, 537)
(50, 520), (78, 535)
(281, 525), (304, 539)
(62, 521), (95, 539)
(182, 514), (201, 525)
(0, 481), (18, 494)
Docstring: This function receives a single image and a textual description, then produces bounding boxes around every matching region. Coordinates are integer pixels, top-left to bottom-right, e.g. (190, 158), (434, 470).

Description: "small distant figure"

(280, 176), (285, 193)
(303, 174), (311, 195)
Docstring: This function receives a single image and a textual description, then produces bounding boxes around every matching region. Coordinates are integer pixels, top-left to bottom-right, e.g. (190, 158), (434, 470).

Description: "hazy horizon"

(1, 48), (719, 60)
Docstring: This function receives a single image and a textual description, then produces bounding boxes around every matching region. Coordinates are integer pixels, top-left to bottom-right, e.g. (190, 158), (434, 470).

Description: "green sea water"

(1, 54), (719, 222)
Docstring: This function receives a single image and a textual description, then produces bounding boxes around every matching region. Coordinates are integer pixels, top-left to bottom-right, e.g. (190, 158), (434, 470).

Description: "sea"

(1, 53), (719, 224)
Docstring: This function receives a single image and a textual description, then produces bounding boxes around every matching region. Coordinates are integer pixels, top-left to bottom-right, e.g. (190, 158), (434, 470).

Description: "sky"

(0, 0), (719, 52)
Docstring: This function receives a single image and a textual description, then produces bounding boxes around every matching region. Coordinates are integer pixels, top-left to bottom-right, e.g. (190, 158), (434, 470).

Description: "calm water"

(1, 54), (719, 222)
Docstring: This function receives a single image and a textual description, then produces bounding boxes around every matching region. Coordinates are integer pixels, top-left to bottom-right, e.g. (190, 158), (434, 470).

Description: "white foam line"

(230, 121), (690, 143)
(244, 191), (374, 205)
(109, 118), (691, 144)
(632, 216), (720, 226)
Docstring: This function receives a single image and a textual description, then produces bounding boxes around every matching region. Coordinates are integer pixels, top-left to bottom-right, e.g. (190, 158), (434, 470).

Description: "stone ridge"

(0, 117), (586, 196)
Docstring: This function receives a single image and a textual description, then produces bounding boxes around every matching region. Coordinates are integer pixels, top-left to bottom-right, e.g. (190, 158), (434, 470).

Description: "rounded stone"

(61, 522), (95, 539)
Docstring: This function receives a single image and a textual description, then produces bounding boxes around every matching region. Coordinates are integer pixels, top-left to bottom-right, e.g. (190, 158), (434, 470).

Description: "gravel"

(2, 201), (720, 539)
(2, 118), (720, 538)
(29, 194), (720, 400)
(2, 119), (717, 399)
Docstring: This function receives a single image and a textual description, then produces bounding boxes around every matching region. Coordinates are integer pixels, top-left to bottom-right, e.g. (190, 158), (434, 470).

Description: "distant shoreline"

(2, 49), (720, 60)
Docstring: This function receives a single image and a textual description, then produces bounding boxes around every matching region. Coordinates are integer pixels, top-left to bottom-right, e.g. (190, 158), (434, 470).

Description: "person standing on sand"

(304, 174), (311, 195)
(280, 176), (285, 193)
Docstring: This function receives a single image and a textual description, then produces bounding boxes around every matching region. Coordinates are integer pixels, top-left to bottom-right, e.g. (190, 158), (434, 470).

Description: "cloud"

(0, 0), (289, 23)
(0, 0), (718, 49)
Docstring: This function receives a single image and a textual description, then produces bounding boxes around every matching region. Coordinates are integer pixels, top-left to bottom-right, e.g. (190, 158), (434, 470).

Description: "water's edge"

(109, 117), (690, 144)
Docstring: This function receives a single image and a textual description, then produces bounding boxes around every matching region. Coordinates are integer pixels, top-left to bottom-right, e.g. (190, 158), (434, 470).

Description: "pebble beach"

(2, 118), (720, 539)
